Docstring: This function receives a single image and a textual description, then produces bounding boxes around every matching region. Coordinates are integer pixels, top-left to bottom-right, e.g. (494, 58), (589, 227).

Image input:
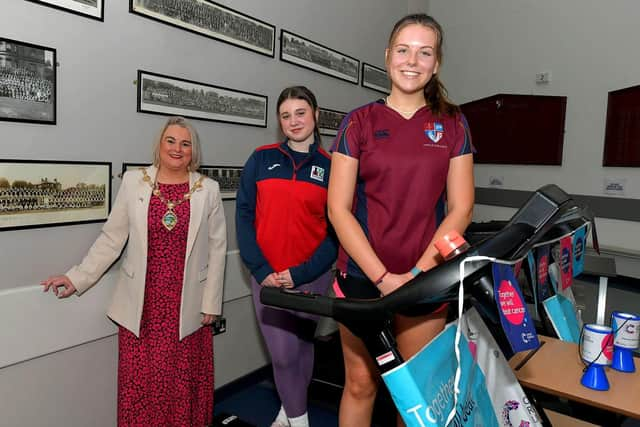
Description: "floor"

(212, 331), (640, 427)
(212, 332), (395, 427)
(214, 380), (337, 426)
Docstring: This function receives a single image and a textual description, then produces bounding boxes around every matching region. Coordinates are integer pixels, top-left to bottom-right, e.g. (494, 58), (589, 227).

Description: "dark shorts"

(335, 272), (449, 317)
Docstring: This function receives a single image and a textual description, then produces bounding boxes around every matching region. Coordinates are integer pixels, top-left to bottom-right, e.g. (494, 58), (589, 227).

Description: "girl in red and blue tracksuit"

(236, 86), (336, 427)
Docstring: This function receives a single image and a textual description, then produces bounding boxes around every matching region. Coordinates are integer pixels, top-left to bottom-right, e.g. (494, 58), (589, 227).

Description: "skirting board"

(0, 250), (250, 369)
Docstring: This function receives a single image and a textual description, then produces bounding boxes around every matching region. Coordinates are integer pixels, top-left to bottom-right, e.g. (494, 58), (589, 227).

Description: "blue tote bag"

(382, 324), (499, 427)
(542, 293), (581, 343)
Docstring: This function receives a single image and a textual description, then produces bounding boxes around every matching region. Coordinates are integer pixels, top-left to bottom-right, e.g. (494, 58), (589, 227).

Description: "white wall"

(429, 0), (640, 254)
(408, 0), (430, 13)
(0, 1), (411, 425)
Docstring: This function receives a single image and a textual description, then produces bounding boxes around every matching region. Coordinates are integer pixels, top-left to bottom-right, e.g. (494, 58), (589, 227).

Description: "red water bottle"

(435, 230), (470, 260)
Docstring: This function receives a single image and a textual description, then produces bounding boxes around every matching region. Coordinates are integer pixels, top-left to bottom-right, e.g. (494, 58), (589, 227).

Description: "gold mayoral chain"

(142, 169), (204, 231)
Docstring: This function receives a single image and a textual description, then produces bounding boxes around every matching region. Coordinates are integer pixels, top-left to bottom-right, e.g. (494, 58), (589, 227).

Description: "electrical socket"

(535, 71), (551, 84)
(212, 316), (226, 335)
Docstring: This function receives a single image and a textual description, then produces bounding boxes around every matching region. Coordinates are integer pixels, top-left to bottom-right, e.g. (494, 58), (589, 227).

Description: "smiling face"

(278, 98), (318, 145)
(385, 23), (440, 97)
(158, 124), (193, 173)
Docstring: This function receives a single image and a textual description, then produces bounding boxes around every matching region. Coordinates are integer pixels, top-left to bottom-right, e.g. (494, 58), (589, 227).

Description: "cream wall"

(429, 0), (640, 257)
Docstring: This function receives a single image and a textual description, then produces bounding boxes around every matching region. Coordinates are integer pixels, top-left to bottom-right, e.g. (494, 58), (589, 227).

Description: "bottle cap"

(434, 230), (468, 259)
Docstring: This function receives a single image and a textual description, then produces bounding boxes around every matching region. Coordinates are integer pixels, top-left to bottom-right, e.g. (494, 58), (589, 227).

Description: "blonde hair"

(152, 116), (202, 171)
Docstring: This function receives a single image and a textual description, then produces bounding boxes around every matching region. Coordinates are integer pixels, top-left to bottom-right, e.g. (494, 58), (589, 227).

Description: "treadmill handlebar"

(260, 184), (594, 322)
(260, 287), (336, 318)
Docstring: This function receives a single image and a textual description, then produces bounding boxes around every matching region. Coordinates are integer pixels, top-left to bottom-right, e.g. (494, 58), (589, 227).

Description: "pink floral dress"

(117, 182), (213, 427)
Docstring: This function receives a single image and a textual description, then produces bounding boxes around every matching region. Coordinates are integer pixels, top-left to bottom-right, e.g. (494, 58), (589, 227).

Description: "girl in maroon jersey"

(328, 14), (475, 426)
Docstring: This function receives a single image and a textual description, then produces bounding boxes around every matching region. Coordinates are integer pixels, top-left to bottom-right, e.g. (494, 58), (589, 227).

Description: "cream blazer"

(66, 165), (227, 340)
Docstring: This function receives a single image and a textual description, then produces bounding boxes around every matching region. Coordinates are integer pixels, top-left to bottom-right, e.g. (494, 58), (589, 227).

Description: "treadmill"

(260, 184), (598, 426)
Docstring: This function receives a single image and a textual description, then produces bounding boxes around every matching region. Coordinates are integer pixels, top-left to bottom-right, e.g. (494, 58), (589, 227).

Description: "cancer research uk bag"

(463, 307), (544, 426)
(381, 323), (499, 427)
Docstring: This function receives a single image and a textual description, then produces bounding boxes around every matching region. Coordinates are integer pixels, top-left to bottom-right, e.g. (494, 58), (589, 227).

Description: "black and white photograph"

(130, 0), (275, 57)
(122, 163), (242, 200)
(198, 166), (242, 200)
(25, 0), (104, 21)
(361, 62), (391, 94)
(0, 37), (56, 124)
(137, 70), (268, 127)
(318, 107), (347, 137)
(121, 162), (150, 178)
(0, 160), (111, 232)
(280, 29), (360, 84)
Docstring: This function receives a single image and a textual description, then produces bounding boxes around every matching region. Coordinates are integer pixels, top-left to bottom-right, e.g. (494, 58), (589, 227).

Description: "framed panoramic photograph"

(0, 37), (56, 124)
(0, 160), (111, 232)
(361, 62), (390, 94)
(137, 70), (268, 128)
(25, 0), (104, 21)
(130, 0), (275, 57)
(122, 163), (242, 200)
(280, 29), (360, 84)
(121, 162), (149, 178)
(198, 165), (242, 200)
(318, 107), (347, 137)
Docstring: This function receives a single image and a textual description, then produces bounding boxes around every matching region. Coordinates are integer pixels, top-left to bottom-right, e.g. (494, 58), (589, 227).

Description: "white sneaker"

(270, 405), (290, 427)
(288, 412), (309, 427)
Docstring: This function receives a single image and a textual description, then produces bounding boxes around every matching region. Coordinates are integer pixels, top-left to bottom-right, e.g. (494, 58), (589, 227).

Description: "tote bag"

(544, 263), (581, 342)
(542, 293), (581, 343)
(463, 307), (545, 426)
(382, 323), (499, 427)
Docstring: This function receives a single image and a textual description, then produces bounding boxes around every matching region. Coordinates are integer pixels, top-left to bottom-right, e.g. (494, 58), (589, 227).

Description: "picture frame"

(122, 163), (242, 200)
(0, 37), (56, 124)
(461, 94), (566, 165)
(120, 162), (149, 178)
(361, 62), (391, 95)
(603, 84), (640, 167)
(280, 29), (360, 84)
(25, 0), (104, 21)
(130, 0), (275, 57)
(137, 70), (268, 128)
(0, 159), (111, 232)
(198, 165), (242, 200)
(318, 107), (347, 137)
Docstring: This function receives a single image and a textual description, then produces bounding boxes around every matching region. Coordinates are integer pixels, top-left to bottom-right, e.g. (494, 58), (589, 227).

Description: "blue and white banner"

(535, 245), (553, 300)
(572, 226), (586, 277)
(493, 263), (539, 353)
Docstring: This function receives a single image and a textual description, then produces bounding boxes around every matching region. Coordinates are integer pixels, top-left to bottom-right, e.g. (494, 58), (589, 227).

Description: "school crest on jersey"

(310, 165), (325, 182)
(424, 121), (444, 143)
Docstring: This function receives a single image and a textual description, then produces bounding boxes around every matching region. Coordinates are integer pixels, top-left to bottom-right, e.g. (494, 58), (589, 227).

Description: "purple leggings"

(251, 271), (332, 418)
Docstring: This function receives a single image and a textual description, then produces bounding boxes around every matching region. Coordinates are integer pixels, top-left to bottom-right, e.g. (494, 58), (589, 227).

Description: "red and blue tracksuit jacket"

(236, 139), (337, 286)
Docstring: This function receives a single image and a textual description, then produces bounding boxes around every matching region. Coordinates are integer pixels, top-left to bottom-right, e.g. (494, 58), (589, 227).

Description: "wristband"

(410, 266), (423, 278)
(374, 270), (389, 286)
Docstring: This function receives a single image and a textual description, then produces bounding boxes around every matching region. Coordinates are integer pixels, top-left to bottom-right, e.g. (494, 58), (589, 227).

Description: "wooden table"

(509, 336), (640, 420)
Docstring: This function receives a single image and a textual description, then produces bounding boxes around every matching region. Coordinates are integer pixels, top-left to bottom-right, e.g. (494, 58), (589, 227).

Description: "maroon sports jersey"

(331, 99), (474, 277)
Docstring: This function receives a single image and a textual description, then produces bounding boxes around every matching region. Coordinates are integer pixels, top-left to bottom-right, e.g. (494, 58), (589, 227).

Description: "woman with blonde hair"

(42, 116), (227, 426)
